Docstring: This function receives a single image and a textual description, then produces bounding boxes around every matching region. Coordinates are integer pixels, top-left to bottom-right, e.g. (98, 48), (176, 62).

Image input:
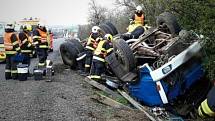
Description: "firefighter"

(131, 5), (145, 26)
(4, 23), (21, 80)
(198, 84), (215, 118)
(33, 23), (48, 68)
(19, 24), (33, 66)
(89, 34), (113, 81)
(84, 26), (102, 75)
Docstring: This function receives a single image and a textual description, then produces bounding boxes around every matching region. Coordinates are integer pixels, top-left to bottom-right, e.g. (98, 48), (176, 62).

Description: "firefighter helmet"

(104, 34), (113, 41)
(23, 24), (32, 31)
(92, 26), (101, 33)
(136, 5), (143, 13)
(5, 23), (15, 30)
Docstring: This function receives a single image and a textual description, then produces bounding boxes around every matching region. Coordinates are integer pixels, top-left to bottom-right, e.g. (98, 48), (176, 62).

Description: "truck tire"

(105, 22), (118, 35)
(68, 39), (84, 53)
(60, 42), (79, 68)
(156, 12), (181, 35)
(113, 38), (136, 72)
(100, 24), (114, 35)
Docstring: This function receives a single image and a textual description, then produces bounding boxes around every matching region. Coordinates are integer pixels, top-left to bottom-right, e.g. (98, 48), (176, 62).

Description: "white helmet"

(136, 5), (143, 12)
(5, 23), (15, 30)
(38, 21), (45, 28)
(92, 26), (101, 33)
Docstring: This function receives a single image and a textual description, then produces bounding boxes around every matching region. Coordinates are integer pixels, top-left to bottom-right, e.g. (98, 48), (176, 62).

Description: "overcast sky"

(0, 0), (115, 26)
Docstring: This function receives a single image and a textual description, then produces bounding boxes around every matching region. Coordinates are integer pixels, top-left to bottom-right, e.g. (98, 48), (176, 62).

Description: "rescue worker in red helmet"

(89, 34), (113, 81)
(198, 83), (215, 118)
(4, 23), (21, 80)
(18, 24), (34, 66)
(33, 23), (48, 68)
(83, 26), (102, 75)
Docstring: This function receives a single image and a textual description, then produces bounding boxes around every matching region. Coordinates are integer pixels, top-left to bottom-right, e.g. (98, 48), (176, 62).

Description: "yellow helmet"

(23, 24), (32, 31)
(104, 34), (113, 41)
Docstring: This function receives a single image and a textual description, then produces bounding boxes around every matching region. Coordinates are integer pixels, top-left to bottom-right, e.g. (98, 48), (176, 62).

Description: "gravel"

(0, 38), (149, 121)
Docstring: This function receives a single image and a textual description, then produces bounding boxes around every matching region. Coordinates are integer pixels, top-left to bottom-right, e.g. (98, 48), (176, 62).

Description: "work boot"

(78, 70), (87, 76)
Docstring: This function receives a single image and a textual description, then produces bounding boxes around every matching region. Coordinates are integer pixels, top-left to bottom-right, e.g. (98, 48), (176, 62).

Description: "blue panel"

(129, 67), (168, 106)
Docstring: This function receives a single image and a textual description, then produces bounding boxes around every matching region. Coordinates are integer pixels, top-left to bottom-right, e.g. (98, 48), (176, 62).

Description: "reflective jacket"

(198, 86), (215, 118)
(85, 33), (100, 51)
(3, 31), (20, 55)
(93, 39), (113, 62)
(134, 14), (144, 25)
(19, 32), (33, 54)
(33, 28), (48, 49)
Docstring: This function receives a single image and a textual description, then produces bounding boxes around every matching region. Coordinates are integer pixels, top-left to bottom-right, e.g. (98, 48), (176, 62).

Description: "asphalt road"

(0, 38), (149, 121)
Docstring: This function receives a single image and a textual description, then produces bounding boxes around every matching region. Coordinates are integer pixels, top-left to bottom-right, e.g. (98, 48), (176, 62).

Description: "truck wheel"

(113, 38), (136, 72)
(60, 42), (79, 68)
(105, 22), (118, 35)
(156, 12), (181, 35)
(69, 39), (84, 53)
(100, 24), (114, 35)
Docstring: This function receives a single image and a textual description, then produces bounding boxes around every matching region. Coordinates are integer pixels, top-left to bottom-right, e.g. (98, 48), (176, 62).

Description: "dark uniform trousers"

(22, 53), (31, 65)
(5, 54), (18, 79)
(37, 48), (48, 68)
(90, 59), (105, 81)
(85, 50), (93, 73)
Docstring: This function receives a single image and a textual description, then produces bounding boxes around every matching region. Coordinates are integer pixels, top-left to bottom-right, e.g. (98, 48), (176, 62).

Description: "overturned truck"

(60, 12), (211, 118)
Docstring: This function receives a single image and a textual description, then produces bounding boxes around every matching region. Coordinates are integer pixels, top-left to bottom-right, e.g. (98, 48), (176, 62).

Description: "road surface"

(0, 38), (149, 121)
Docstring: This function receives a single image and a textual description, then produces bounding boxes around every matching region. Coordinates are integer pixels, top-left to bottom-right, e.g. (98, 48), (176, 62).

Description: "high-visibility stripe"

(39, 45), (48, 48)
(93, 56), (105, 62)
(101, 48), (106, 51)
(85, 46), (95, 51)
(33, 36), (41, 39)
(200, 99), (215, 117)
(38, 63), (46, 66)
(85, 64), (90, 68)
(22, 39), (28, 44)
(11, 70), (18, 73)
(33, 42), (39, 45)
(5, 51), (17, 54)
(4, 45), (13, 50)
(107, 48), (113, 53)
(12, 41), (19, 45)
(21, 50), (32, 53)
(76, 54), (86, 61)
(0, 44), (4, 48)
(5, 69), (11, 72)
(15, 47), (21, 51)
(89, 75), (101, 79)
(27, 43), (31, 47)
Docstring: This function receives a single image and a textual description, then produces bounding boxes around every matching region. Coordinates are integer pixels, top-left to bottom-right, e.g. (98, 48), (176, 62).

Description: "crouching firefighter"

(84, 26), (102, 75)
(89, 34), (113, 81)
(33, 23), (48, 68)
(4, 23), (21, 80)
(198, 85), (215, 118)
(19, 24), (33, 66)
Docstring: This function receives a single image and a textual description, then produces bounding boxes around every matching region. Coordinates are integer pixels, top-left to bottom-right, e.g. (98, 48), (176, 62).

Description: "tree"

(88, 0), (108, 25)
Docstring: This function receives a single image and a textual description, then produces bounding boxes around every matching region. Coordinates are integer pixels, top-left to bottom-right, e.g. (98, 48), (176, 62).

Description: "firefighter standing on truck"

(4, 23), (21, 80)
(33, 23), (48, 68)
(89, 34), (113, 81)
(19, 24), (33, 66)
(83, 26), (102, 75)
(198, 83), (215, 118)
(131, 5), (145, 26)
